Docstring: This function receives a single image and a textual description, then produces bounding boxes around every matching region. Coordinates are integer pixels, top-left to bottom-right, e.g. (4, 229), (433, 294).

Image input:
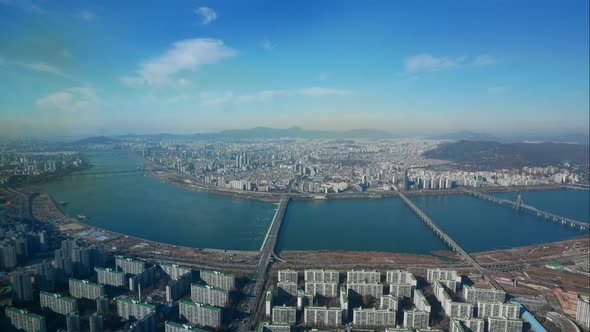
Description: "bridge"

(462, 189), (589, 231)
(241, 196), (290, 332)
(398, 191), (505, 291)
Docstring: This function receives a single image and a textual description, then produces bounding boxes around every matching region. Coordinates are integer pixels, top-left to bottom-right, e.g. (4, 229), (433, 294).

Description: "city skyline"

(1, 0), (589, 137)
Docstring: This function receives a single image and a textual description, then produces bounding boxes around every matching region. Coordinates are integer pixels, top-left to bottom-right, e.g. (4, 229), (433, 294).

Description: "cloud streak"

(195, 7), (217, 25)
(121, 38), (236, 86)
(260, 38), (277, 50)
(404, 54), (497, 73)
(199, 87), (351, 106)
(76, 9), (96, 21)
(0, 58), (67, 77)
(36, 87), (98, 112)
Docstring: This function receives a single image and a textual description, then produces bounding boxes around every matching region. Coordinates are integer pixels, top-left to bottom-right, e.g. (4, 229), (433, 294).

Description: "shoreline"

(33, 187), (586, 261)
(138, 153), (564, 201)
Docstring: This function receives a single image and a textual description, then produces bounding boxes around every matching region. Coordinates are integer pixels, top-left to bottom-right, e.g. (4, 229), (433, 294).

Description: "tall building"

(40, 291), (78, 315)
(200, 269), (235, 290)
(34, 261), (55, 292)
(116, 256), (145, 275)
(440, 290), (473, 319)
(380, 294), (398, 311)
(116, 297), (156, 321)
(278, 282), (298, 297)
(414, 290), (431, 313)
(5, 307), (46, 332)
(577, 295), (590, 329)
(191, 284), (229, 307)
(166, 272), (192, 302)
(69, 278), (105, 300)
(66, 311), (80, 332)
(96, 295), (109, 314)
(160, 263), (192, 281)
(266, 286), (274, 316)
(304, 269), (339, 282)
(463, 285), (505, 304)
(128, 311), (157, 332)
(11, 270), (34, 303)
(386, 270), (417, 285)
(347, 282), (383, 299)
(303, 306), (342, 327)
(165, 321), (209, 332)
(352, 307), (396, 327)
(450, 317), (485, 332)
(95, 267), (127, 287)
(390, 282), (414, 299)
(427, 269), (461, 284)
(487, 317), (523, 332)
(0, 240), (18, 269)
(278, 269), (298, 283)
(403, 310), (429, 329)
(256, 322), (291, 332)
(477, 301), (519, 319)
(305, 281), (338, 297)
(272, 305), (296, 325)
(179, 300), (222, 329)
(347, 270), (380, 283)
(89, 312), (104, 332)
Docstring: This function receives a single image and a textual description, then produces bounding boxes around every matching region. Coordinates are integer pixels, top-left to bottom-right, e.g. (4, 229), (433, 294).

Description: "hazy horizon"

(1, 1), (589, 137)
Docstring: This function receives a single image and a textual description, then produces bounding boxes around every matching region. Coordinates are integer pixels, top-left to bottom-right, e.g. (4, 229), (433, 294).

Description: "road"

(239, 197), (290, 332)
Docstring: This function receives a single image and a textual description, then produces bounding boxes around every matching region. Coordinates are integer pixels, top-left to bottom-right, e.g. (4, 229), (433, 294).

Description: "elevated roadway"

(398, 191), (505, 291)
(241, 196), (290, 332)
(462, 189), (588, 230)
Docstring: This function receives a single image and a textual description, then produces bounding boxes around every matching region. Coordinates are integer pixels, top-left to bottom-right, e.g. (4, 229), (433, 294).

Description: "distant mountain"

(74, 136), (121, 145)
(212, 127), (395, 139)
(423, 140), (590, 169)
(431, 131), (589, 145)
(431, 131), (501, 142)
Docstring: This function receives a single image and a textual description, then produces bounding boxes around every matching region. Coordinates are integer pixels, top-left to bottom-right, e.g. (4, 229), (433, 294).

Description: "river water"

(43, 151), (588, 253)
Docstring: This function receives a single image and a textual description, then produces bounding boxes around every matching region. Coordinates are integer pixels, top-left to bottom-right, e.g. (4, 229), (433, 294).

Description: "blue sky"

(0, 0), (588, 137)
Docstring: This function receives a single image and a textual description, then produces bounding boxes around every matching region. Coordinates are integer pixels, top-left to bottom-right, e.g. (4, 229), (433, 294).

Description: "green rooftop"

(40, 291), (76, 303)
(179, 300), (221, 311)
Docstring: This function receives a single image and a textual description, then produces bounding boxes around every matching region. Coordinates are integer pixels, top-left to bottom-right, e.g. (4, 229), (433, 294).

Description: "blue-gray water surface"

(43, 152), (589, 253)
(43, 152), (275, 251)
(276, 198), (448, 253)
(490, 190), (589, 223)
(410, 194), (588, 253)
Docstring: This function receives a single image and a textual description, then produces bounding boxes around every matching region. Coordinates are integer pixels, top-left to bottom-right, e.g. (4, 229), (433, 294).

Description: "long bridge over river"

(462, 189), (588, 231)
(242, 196), (290, 332)
(397, 191), (505, 291)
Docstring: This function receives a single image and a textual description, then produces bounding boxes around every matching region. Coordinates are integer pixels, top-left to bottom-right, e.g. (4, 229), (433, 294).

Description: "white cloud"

(298, 87), (351, 97)
(121, 38), (236, 87)
(199, 87), (351, 106)
(77, 9), (95, 21)
(36, 87), (98, 112)
(260, 38), (277, 50)
(404, 54), (463, 73)
(0, 57), (67, 77)
(195, 7), (217, 25)
(22, 62), (66, 77)
(0, 0), (44, 14)
(404, 53), (497, 73)
(473, 54), (496, 66)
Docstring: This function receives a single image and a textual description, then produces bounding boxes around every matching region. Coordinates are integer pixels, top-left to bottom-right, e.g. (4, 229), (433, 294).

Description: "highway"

(462, 189), (589, 230)
(239, 196), (290, 332)
(398, 191), (505, 291)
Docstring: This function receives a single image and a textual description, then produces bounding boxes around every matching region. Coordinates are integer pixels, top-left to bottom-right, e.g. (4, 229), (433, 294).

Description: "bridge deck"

(398, 191), (504, 290)
(462, 189), (588, 229)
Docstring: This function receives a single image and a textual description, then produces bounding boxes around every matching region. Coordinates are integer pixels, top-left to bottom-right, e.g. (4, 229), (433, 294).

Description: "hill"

(423, 140), (590, 169)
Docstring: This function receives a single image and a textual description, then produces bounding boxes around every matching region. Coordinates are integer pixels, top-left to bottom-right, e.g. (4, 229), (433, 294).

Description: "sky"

(0, 0), (588, 137)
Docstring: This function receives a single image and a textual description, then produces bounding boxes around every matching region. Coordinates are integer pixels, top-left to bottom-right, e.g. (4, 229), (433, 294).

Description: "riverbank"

(140, 153), (563, 201)
(30, 187), (589, 278)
